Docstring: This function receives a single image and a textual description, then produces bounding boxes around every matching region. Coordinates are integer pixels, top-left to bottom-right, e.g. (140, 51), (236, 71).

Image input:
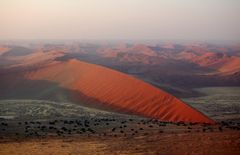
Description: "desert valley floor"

(0, 87), (240, 155)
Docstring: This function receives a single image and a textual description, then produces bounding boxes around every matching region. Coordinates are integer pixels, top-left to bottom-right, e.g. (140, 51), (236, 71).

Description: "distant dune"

(1, 43), (239, 100)
(1, 46), (34, 57)
(0, 46), (10, 56)
(25, 59), (214, 123)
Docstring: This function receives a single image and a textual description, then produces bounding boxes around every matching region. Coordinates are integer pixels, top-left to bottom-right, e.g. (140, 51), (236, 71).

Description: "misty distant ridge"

(1, 42), (240, 99)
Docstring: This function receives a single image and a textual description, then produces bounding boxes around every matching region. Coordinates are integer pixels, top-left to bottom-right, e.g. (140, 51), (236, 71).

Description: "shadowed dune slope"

(25, 59), (214, 123)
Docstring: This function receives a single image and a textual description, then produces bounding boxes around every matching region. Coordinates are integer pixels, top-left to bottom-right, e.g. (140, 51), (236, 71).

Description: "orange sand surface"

(0, 131), (239, 155)
(25, 59), (214, 123)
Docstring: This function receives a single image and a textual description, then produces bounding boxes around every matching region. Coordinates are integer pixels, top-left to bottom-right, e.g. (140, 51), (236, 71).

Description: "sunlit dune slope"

(0, 46), (10, 56)
(25, 59), (214, 123)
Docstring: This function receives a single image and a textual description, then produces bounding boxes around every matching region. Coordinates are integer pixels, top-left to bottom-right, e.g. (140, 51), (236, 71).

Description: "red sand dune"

(130, 44), (157, 56)
(218, 57), (240, 74)
(190, 52), (240, 74)
(100, 44), (157, 58)
(161, 43), (176, 49)
(25, 59), (214, 123)
(4, 50), (65, 68)
(0, 46), (10, 56)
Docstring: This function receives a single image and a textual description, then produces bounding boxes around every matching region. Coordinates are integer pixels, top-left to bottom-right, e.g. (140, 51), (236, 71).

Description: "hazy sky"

(0, 0), (240, 42)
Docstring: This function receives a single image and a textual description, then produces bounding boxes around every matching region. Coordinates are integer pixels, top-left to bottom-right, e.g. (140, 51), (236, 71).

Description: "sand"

(0, 131), (239, 155)
(25, 59), (214, 123)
